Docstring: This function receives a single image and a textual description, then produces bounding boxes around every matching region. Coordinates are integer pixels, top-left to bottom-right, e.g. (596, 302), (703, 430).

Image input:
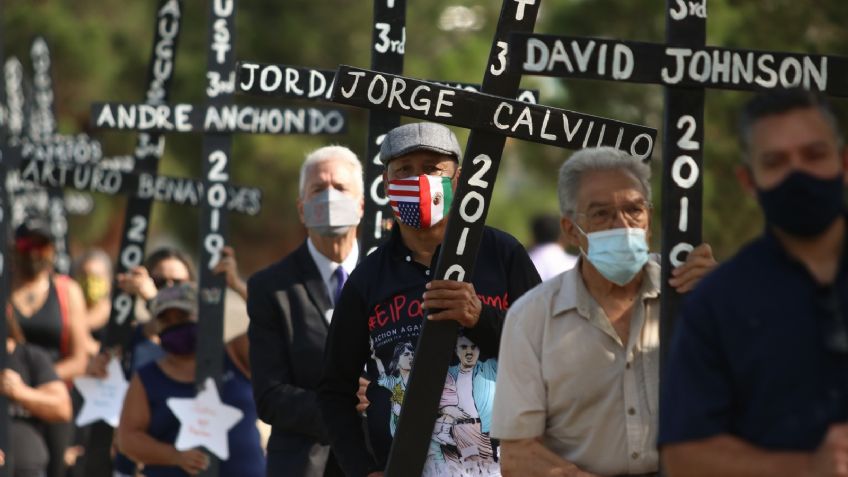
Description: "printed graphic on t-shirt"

(369, 290), (507, 477)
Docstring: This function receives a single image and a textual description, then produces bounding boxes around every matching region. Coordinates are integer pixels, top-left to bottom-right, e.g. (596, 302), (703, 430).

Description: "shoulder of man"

(247, 241), (311, 291)
(479, 225), (526, 257)
(506, 270), (565, 327)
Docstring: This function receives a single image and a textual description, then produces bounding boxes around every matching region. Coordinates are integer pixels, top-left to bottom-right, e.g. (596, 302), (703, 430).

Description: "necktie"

(333, 266), (348, 305)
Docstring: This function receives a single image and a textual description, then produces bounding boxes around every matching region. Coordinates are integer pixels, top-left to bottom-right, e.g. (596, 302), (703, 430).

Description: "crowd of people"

(2, 87), (847, 477)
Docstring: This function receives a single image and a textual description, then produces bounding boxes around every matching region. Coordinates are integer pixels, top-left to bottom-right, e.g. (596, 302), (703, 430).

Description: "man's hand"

(807, 424), (848, 477)
(0, 369), (26, 401)
(116, 266), (157, 301)
(668, 243), (717, 293)
(356, 377), (370, 413)
(422, 280), (482, 328)
(501, 438), (603, 477)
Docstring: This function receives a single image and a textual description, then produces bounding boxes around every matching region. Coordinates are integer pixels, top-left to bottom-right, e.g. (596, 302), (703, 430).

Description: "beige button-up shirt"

(491, 259), (661, 476)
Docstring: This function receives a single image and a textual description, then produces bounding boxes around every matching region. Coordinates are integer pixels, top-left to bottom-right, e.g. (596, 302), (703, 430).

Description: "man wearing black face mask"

(318, 122), (542, 477)
(247, 145), (365, 477)
(660, 89), (848, 477)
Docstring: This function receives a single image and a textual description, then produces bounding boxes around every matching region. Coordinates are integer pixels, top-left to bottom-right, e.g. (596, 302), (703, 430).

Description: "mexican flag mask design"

(387, 175), (454, 229)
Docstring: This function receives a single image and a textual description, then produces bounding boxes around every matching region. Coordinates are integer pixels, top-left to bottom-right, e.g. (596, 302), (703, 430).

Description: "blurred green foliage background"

(4, 0), (848, 274)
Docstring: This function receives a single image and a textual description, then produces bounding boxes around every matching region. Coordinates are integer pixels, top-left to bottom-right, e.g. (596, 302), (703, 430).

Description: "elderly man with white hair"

(491, 147), (716, 477)
(247, 145), (365, 477)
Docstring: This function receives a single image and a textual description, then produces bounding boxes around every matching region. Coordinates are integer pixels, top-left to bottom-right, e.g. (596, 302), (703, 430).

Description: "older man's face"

(563, 169), (651, 250)
(297, 157), (364, 224)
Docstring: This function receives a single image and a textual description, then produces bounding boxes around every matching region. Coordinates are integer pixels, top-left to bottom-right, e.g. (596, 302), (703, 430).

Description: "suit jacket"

(247, 241), (338, 477)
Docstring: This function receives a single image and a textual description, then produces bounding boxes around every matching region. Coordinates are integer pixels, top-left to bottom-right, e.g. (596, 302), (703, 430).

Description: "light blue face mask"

(576, 225), (649, 286)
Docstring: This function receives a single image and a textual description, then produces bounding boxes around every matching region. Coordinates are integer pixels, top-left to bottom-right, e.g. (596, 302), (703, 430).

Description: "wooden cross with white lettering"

(88, 2), (348, 475)
(508, 0), (848, 349)
(236, 0), (539, 255)
(331, 0), (657, 474)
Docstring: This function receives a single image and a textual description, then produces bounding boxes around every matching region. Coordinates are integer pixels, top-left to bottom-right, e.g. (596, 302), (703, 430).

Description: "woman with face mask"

(116, 283), (265, 477)
(9, 215), (89, 477)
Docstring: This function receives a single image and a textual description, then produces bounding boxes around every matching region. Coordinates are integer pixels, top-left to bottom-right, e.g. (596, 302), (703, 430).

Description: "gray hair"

(557, 147), (652, 218)
(298, 145), (364, 198)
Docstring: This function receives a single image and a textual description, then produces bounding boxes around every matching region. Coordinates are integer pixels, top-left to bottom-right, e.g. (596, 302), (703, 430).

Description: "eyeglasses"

(576, 201), (652, 228)
(15, 236), (51, 253)
(152, 276), (186, 290)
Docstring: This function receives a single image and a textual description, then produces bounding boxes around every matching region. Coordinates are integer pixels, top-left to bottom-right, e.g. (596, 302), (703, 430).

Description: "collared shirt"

(307, 237), (358, 310)
(659, 227), (848, 451)
(318, 225), (541, 477)
(491, 259), (661, 476)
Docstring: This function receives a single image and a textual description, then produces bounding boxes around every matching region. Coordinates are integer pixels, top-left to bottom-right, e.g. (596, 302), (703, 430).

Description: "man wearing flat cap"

(319, 122), (541, 477)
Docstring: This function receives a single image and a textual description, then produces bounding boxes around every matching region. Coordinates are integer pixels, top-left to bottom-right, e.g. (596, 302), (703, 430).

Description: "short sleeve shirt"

(491, 259), (661, 476)
(659, 230), (848, 450)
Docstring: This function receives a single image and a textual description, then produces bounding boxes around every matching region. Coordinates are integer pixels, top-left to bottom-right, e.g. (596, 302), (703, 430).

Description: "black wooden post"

(194, 3), (236, 471)
(104, 0), (185, 363)
(659, 0), (706, 363)
(28, 38), (72, 274)
(360, 0), (406, 255)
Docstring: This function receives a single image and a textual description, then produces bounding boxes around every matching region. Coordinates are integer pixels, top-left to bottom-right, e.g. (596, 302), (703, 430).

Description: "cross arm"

(331, 65), (656, 158)
(508, 32), (848, 96)
(237, 61), (541, 104)
(90, 102), (347, 135)
(14, 156), (262, 216)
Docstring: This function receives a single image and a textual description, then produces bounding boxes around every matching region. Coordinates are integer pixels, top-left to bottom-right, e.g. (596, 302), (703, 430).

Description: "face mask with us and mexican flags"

(387, 174), (454, 229)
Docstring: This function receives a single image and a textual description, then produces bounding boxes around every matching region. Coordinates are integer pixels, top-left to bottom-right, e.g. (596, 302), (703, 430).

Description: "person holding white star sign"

(116, 283), (266, 476)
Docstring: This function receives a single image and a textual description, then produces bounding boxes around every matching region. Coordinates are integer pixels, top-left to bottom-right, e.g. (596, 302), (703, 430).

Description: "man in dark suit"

(247, 145), (365, 477)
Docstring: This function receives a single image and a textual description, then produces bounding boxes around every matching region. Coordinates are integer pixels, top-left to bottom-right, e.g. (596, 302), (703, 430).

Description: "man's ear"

(735, 164), (757, 197)
(297, 197), (306, 225)
(382, 170), (389, 198)
(561, 216), (581, 249)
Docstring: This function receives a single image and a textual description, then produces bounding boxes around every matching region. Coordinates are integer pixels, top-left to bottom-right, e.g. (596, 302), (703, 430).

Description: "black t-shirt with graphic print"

(319, 226), (540, 477)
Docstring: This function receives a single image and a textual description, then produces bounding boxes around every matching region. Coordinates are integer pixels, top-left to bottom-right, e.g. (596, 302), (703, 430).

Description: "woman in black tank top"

(10, 216), (90, 477)
(13, 280), (63, 363)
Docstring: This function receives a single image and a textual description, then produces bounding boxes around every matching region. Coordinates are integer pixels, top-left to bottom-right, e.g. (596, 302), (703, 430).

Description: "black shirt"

(319, 225), (540, 477)
(660, 224), (848, 450)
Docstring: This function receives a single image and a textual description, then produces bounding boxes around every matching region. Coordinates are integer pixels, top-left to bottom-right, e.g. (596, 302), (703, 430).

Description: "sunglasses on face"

(15, 236), (51, 253)
(152, 276), (187, 290)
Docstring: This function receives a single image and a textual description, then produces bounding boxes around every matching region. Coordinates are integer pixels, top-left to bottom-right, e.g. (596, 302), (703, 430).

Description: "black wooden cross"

(508, 0), (848, 348)
(330, 0), (657, 474)
(88, 2), (348, 475)
(236, 0), (540, 255)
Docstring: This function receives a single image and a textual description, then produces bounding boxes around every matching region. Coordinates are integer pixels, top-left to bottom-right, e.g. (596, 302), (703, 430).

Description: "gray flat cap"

(379, 122), (462, 165)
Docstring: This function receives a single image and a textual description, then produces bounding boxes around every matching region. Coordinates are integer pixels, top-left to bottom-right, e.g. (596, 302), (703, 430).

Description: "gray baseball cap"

(379, 122), (462, 165)
(150, 283), (198, 318)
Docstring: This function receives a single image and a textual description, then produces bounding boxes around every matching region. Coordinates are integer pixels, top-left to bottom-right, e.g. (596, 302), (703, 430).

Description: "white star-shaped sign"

(73, 357), (130, 427)
(167, 377), (244, 460)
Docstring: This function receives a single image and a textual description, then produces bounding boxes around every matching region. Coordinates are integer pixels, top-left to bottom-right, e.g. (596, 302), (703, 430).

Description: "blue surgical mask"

(576, 225), (649, 286)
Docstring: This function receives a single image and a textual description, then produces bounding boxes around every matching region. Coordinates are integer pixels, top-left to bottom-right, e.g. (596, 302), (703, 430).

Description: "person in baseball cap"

(13, 213), (57, 280)
(318, 122), (540, 477)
